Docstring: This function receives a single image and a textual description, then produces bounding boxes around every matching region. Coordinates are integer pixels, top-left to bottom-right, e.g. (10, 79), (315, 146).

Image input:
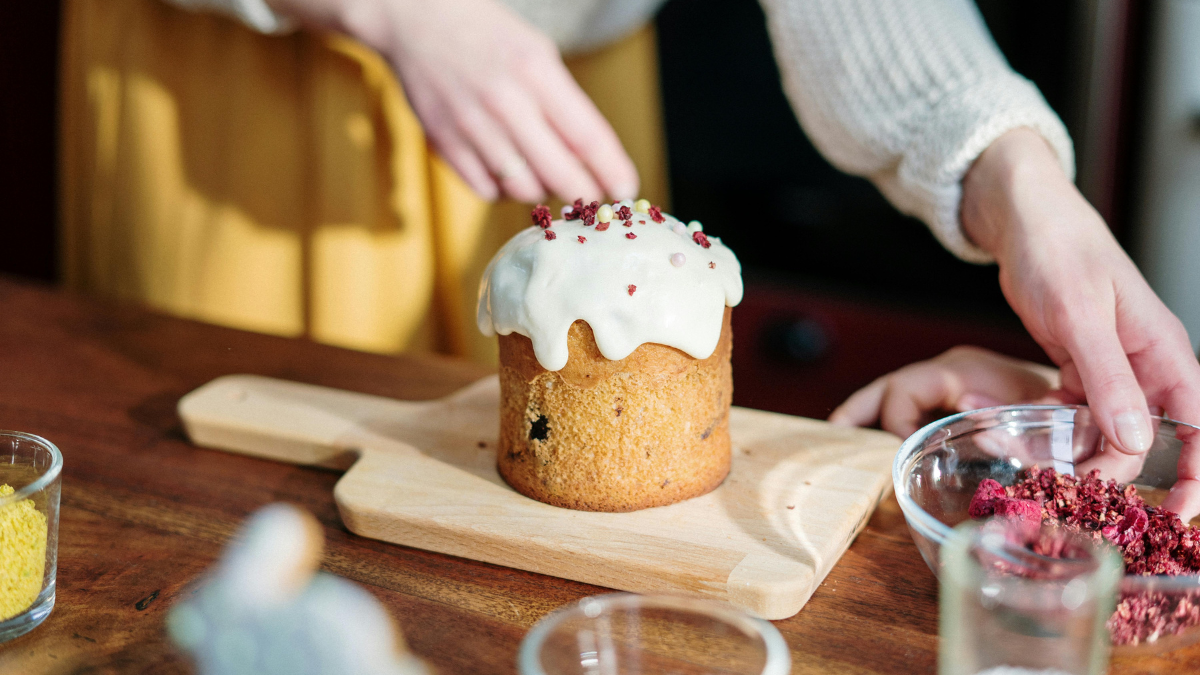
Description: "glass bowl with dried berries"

(893, 405), (1200, 655)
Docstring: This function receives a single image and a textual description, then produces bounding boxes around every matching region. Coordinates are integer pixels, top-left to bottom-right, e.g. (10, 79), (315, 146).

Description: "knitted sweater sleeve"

(757, 0), (1074, 263)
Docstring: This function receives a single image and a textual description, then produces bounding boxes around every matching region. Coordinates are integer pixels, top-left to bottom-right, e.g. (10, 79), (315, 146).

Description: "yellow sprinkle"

(634, 199), (650, 214)
(596, 204), (614, 224)
(0, 484), (47, 621)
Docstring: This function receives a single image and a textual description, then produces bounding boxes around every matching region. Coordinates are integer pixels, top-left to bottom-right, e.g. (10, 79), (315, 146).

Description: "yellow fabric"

(59, 0), (669, 364)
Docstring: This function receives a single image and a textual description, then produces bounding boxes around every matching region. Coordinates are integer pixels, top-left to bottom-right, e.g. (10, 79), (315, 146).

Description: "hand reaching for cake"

(829, 346), (1069, 439)
(264, 0), (638, 203)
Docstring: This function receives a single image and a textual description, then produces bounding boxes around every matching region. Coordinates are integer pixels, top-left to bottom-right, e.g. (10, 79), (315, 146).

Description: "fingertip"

(556, 181), (602, 205)
(956, 393), (1003, 412)
(603, 160), (639, 202)
(830, 403), (859, 425)
(1113, 409), (1153, 454)
(473, 180), (500, 202)
(610, 180), (638, 202)
(827, 409), (853, 426)
(501, 178), (546, 204)
(1161, 477), (1200, 521)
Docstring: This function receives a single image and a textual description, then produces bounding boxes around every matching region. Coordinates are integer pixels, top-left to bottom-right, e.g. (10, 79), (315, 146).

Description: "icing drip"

(477, 201), (743, 371)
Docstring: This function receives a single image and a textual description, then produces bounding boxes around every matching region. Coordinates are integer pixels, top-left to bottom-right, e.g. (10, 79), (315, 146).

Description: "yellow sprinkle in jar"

(0, 432), (61, 642)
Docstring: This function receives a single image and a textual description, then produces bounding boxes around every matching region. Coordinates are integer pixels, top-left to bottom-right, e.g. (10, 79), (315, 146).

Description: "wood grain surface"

(0, 276), (1194, 674)
(178, 373), (899, 619)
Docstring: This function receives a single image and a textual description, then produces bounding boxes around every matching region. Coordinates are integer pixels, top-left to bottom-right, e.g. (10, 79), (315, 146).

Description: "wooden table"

(0, 277), (1192, 675)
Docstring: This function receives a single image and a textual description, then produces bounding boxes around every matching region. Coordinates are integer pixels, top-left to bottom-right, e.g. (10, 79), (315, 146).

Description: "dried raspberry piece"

(708, 262), (716, 269)
(627, 284), (636, 296)
(544, 230), (556, 241)
(595, 222), (610, 232)
(968, 479), (1006, 518)
(693, 231), (711, 248)
(639, 220), (646, 225)
(577, 236), (586, 244)
(564, 198), (584, 221)
(625, 232), (637, 239)
(993, 498), (1041, 523)
(531, 204), (552, 229)
(616, 205), (632, 220)
(623, 220), (633, 227)
(1104, 507), (1150, 546)
(582, 201), (599, 226)
(648, 205), (665, 223)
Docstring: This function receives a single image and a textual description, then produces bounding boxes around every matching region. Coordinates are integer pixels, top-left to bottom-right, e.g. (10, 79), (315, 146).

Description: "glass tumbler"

(519, 594), (791, 675)
(0, 431), (62, 642)
(940, 519), (1122, 675)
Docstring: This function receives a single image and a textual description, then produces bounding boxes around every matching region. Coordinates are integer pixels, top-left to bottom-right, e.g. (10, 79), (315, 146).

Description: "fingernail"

(1115, 411), (1152, 453)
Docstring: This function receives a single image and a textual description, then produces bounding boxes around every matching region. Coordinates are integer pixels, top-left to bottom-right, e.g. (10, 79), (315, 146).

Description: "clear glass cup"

(0, 431), (62, 642)
(518, 594), (791, 675)
(940, 518), (1123, 675)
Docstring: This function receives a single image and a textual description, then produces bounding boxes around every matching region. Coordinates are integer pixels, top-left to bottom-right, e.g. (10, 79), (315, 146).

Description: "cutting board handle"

(178, 374), (408, 469)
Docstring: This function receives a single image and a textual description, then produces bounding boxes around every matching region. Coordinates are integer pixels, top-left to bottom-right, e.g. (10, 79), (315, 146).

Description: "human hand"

(828, 345), (1067, 438)
(268, 0), (639, 203)
(962, 128), (1200, 517)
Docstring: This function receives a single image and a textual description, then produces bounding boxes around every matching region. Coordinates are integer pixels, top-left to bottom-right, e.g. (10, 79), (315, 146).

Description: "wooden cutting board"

(178, 374), (899, 620)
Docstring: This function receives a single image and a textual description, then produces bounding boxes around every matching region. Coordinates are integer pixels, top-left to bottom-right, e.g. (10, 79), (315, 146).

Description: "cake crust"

(497, 308), (733, 512)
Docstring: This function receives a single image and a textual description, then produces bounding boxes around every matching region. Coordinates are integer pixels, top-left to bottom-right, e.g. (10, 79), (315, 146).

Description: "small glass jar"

(519, 594), (791, 675)
(940, 518), (1122, 675)
(0, 431), (62, 642)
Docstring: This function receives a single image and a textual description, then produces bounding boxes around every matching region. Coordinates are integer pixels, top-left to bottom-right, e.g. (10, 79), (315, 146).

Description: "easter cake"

(477, 199), (743, 512)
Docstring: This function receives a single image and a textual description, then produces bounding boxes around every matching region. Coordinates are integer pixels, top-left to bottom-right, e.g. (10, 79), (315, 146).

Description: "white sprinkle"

(687, 221), (703, 233)
(670, 253), (686, 267)
(671, 223), (687, 236)
(561, 205), (573, 218)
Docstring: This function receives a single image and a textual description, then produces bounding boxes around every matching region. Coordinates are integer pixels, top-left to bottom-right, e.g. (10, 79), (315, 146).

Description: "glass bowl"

(0, 431), (62, 642)
(893, 405), (1200, 655)
(518, 593), (791, 675)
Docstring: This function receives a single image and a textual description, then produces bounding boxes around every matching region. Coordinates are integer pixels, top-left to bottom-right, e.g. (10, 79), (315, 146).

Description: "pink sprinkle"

(670, 253), (686, 267)
(626, 232), (637, 239)
(577, 236), (586, 243)
(544, 230), (556, 241)
(672, 223), (687, 236)
(628, 284), (636, 296)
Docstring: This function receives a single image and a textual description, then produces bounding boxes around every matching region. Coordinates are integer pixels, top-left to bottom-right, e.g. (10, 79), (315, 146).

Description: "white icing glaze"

(477, 201), (743, 371)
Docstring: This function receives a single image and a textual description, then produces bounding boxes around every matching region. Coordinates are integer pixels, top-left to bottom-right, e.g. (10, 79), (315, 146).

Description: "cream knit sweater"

(161, 0), (1074, 263)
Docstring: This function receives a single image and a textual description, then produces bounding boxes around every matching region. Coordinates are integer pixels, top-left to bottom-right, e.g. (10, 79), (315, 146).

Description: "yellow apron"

(59, 0), (669, 364)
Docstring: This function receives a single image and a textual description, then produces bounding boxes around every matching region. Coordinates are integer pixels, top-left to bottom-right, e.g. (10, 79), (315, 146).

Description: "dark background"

(0, 1), (62, 281)
(0, 0), (1149, 418)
